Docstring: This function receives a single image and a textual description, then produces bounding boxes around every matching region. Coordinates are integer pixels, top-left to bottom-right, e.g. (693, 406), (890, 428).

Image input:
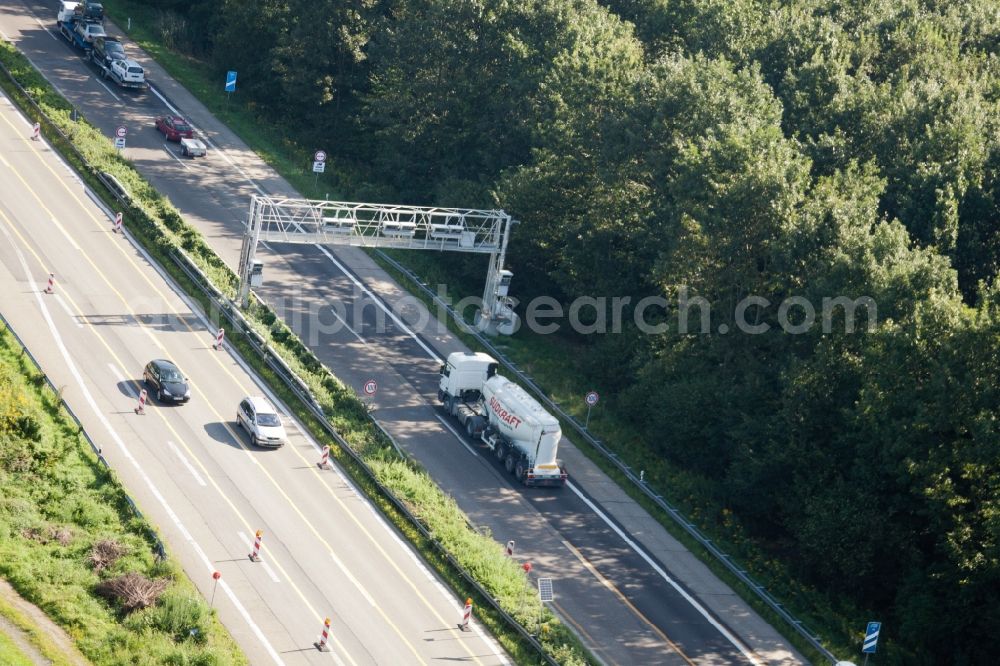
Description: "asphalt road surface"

(0, 2), (808, 664)
(0, 85), (509, 665)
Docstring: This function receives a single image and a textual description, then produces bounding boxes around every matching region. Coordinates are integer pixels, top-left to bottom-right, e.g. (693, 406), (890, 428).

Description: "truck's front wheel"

(495, 442), (507, 461)
(465, 419), (476, 437)
(443, 395), (453, 414)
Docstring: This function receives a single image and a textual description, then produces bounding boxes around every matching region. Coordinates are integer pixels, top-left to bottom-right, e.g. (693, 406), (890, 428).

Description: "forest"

(130, 1), (1000, 662)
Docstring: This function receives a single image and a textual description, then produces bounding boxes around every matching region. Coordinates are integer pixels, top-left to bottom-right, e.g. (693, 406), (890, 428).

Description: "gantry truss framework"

(238, 195), (516, 328)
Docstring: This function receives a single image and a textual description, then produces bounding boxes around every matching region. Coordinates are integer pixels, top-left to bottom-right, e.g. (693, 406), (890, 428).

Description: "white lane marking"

(434, 414), (479, 458)
(107, 363), (138, 398)
(53, 294), (82, 327)
(53, 217), (81, 250)
(35, 18), (57, 40)
(329, 551), (376, 607)
(314, 208), (749, 662)
(60, 92), (500, 664)
(0, 226), (285, 664)
(97, 79), (121, 102)
(566, 481), (763, 665)
(5, 47), (67, 98)
(163, 144), (191, 169)
(168, 440), (207, 487)
(238, 531), (281, 583)
(147, 84), (268, 196)
(314, 245), (441, 363)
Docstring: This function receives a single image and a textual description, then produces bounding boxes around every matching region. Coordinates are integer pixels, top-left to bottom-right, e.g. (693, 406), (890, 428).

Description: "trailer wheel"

(495, 442), (506, 461)
(515, 460), (526, 482)
(504, 455), (516, 474)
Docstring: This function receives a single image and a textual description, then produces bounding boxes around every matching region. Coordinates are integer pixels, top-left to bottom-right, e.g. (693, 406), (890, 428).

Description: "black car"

(143, 359), (190, 403)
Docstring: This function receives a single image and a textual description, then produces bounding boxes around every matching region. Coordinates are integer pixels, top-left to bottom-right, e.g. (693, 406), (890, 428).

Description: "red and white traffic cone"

(313, 617), (331, 652)
(134, 388), (147, 415)
(212, 327), (224, 350)
(459, 598), (473, 631)
(248, 529), (263, 562)
(505, 540), (515, 558)
(316, 445), (331, 470)
(44, 273), (55, 294)
(30, 122), (40, 141)
(113, 212), (123, 233)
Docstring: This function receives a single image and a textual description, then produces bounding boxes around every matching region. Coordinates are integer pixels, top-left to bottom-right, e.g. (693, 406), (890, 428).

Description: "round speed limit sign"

(585, 391), (599, 407)
(363, 379), (378, 396)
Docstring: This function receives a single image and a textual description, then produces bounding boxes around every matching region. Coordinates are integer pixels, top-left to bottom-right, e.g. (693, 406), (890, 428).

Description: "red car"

(155, 115), (194, 141)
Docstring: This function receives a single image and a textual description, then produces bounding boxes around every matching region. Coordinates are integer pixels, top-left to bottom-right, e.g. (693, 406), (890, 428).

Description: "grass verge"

(0, 324), (245, 665)
(0, 30), (591, 666)
(0, 590), (85, 666)
(372, 252), (859, 663)
(0, 630), (35, 666)
(56, 1), (855, 659)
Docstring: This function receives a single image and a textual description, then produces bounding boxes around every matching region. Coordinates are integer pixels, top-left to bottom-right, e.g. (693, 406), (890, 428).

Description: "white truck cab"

(439, 352), (498, 400)
(57, 1), (78, 25)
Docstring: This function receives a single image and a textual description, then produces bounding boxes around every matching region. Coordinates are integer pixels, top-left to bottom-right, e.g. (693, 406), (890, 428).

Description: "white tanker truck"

(438, 352), (568, 487)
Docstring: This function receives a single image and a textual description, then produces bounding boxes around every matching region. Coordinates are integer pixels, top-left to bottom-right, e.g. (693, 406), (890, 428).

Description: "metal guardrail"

(0, 312), (167, 561)
(0, 51), (559, 663)
(374, 250), (840, 663)
(169, 248), (560, 666)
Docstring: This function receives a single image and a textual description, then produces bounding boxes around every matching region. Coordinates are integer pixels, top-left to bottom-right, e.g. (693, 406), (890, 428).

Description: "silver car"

(180, 137), (207, 158)
(236, 396), (287, 448)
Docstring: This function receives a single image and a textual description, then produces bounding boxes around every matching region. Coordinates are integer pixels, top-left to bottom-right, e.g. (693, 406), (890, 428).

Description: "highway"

(0, 2), (807, 664)
(0, 77), (508, 664)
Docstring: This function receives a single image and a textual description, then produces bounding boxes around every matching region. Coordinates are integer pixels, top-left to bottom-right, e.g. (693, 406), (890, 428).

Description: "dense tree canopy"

(146, 0), (1000, 662)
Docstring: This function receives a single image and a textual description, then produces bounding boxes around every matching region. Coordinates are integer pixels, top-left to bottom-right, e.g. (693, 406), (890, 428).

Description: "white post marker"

(212, 327), (225, 350)
(317, 444), (331, 470)
(30, 122), (40, 140)
(314, 617), (332, 652)
(44, 273), (55, 294)
(505, 540), (515, 557)
(134, 388), (147, 415)
(248, 529), (263, 562)
(210, 571), (221, 608)
(113, 211), (123, 233)
(459, 598), (473, 631)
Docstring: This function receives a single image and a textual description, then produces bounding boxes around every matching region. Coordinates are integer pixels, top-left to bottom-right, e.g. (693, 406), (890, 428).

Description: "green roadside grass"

(0, 324), (245, 665)
(0, 28), (591, 666)
(0, 592), (85, 666)
(102, 0), (355, 201)
(86, 2), (856, 660)
(372, 250), (860, 663)
(0, 631), (35, 666)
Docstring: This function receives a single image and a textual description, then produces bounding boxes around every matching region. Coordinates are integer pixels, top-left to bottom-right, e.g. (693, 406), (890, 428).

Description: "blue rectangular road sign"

(862, 621), (881, 654)
(225, 71), (237, 93)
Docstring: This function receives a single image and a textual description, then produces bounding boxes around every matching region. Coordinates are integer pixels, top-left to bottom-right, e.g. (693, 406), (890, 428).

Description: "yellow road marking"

(562, 539), (697, 666)
(4, 107), (489, 663)
(0, 201), (363, 666)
